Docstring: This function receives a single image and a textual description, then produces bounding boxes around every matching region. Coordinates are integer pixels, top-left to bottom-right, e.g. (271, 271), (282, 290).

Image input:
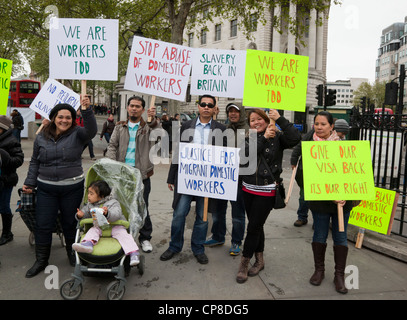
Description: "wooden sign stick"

(148, 95), (156, 122)
(337, 202), (345, 232)
(285, 157), (300, 205)
(355, 228), (365, 248)
(81, 80), (87, 98)
(203, 197), (208, 222)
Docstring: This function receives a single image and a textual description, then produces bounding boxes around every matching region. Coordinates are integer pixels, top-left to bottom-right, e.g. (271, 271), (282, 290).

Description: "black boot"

(310, 242), (327, 286)
(0, 214), (13, 245)
(25, 245), (51, 278)
(333, 245), (349, 294)
(65, 238), (76, 267)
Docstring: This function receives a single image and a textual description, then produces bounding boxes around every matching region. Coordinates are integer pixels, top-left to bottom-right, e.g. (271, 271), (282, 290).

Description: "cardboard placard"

(124, 36), (194, 102)
(302, 141), (376, 201)
(0, 58), (12, 115)
(49, 18), (119, 81)
(190, 49), (246, 98)
(177, 143), (240, 201)
(29, 78), (80, 119)
(243, 50), (309, 111)
(349, 187), (398, 235)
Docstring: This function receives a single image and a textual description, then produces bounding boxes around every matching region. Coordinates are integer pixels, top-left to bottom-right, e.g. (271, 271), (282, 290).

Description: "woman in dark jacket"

(0, 116), (24, 246)
(236, 109), (300, 283)
(293, 111), (354, 294)
(23, 97), (97, 278)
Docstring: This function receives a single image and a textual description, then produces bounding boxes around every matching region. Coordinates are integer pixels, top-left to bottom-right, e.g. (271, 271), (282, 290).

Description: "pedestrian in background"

(0, 115), (24, 246)
(23, 97), (97, 278)
(10, 109), (24, 142)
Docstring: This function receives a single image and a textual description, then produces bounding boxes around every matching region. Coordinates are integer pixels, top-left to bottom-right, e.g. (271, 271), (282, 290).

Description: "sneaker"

(229, 243), (241, 256)
(141, 240), (153, 253)
(72, 241), (94, 253)
(204, 237), (224, 247)
(129, 252), (140, 266)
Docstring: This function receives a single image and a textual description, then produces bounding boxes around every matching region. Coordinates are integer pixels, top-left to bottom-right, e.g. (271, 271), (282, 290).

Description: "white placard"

(190, 49), (246, 99)
(29, 79), (80, 119)
(177, 143), (240, 201)
(124, 36), (194, 101)
(49, 18), (118, 80)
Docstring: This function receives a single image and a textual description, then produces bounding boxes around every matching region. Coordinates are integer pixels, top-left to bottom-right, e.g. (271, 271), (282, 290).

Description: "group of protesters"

(0, 93), (354, 294)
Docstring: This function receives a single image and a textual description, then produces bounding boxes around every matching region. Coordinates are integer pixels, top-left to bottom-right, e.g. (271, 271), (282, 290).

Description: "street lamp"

(127, 28), (144, 50)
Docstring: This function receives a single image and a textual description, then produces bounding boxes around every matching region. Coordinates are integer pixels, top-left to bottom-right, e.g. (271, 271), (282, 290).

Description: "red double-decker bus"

(8, 79), (42, 119)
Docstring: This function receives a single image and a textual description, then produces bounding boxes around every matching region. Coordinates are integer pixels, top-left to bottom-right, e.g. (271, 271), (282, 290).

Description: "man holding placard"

(161, 94), (226, 265)
(106, 96), (159, 253)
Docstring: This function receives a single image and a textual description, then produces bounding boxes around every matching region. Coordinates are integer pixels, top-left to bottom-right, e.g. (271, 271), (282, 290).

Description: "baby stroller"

(17, 189), (65, 247)
(60, 159), (147, 300)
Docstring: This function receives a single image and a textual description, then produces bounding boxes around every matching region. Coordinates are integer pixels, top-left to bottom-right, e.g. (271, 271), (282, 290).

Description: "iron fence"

(349, 107), (407, 238)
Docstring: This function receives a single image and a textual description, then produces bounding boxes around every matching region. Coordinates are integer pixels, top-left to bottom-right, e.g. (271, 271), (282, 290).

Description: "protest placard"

(302, 141), (376, 201)
(190, 49), (246, 99)
(49, 18), (118, 81)
(243, 50), (309, 111)
(0, 58), (12, 115)
(349, 187), (398, 235)
(124, 36), (194, 101)
(177, 143), (240, 201)
(29, 78), (80, 119)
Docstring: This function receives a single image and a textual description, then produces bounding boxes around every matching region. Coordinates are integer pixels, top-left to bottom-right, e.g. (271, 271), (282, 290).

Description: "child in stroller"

(73, 180), (140, 266)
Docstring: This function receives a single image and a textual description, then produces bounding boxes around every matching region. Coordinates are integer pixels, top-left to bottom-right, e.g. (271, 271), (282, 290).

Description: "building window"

(188, 33), (194, 47)
(215, 24), (221, 41)
(201, 29), (207, 45)
(250, 13), (258, 32)
(230, 19), (238, 37)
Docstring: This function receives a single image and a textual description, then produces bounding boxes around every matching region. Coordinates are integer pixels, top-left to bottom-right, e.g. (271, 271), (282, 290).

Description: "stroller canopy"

(84, 158), (147, 239)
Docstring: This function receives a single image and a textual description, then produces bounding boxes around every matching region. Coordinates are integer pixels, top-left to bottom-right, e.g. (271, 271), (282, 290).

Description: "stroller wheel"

(60, 279), (83, 300)
(106, 280), (126, 300)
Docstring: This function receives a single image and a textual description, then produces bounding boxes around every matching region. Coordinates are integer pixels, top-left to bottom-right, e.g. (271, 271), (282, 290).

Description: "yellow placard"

(0, 58), (12, 115)
(349, 187), (398, 235)
(302, 141), (376, 201)
(243, 50), (309, 112)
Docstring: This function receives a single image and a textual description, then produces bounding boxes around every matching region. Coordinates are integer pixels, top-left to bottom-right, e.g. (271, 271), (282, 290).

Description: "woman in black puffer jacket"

(0, 116), (24, 246)
(23, 98), (97, 278)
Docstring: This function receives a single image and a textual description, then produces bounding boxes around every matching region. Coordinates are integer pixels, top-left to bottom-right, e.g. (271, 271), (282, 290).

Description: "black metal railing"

(350, 107), (407, 238)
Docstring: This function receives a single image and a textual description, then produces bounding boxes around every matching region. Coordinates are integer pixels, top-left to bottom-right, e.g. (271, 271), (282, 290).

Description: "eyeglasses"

(199, 102), (215, 108)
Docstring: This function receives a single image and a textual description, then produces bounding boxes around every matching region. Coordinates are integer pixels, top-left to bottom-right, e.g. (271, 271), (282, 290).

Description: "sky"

(326, 0), (407, 83)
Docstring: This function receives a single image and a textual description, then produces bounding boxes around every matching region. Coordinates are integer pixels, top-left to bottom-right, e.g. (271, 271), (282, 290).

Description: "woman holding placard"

(23, 96), (97, 278)
(236, 109), (300, 283)
(293, 111), (354, 294)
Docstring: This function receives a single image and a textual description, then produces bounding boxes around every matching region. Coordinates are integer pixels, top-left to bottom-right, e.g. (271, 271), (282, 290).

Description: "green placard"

(302, 140), (376, 201)
(349, 187), (398, 235)
(243, 50), (309, 112)
(0, 58), (12, 115)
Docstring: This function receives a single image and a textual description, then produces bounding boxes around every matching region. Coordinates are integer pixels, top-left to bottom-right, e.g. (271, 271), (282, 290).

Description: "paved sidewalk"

(0, 136), (406, 301)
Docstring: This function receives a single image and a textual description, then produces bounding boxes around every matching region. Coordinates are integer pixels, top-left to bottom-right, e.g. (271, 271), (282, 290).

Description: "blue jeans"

(0, 186), (13, 215)
(35, 180), (84, 245)
(297, 188), (309, 221)
(169, 194), (208, 255)
(211, 188), (245, 245)
(311, 209), (350, 246)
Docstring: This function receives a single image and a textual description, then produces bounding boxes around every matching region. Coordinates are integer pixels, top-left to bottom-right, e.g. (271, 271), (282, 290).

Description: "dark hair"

(198, 94), (216, 106)
(314, 111), (334, 125)
(247, 109), (270, 126)
(88, 180), (111, 198)
(127, 96), (145, 108)
(42, 104), (77, 139)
